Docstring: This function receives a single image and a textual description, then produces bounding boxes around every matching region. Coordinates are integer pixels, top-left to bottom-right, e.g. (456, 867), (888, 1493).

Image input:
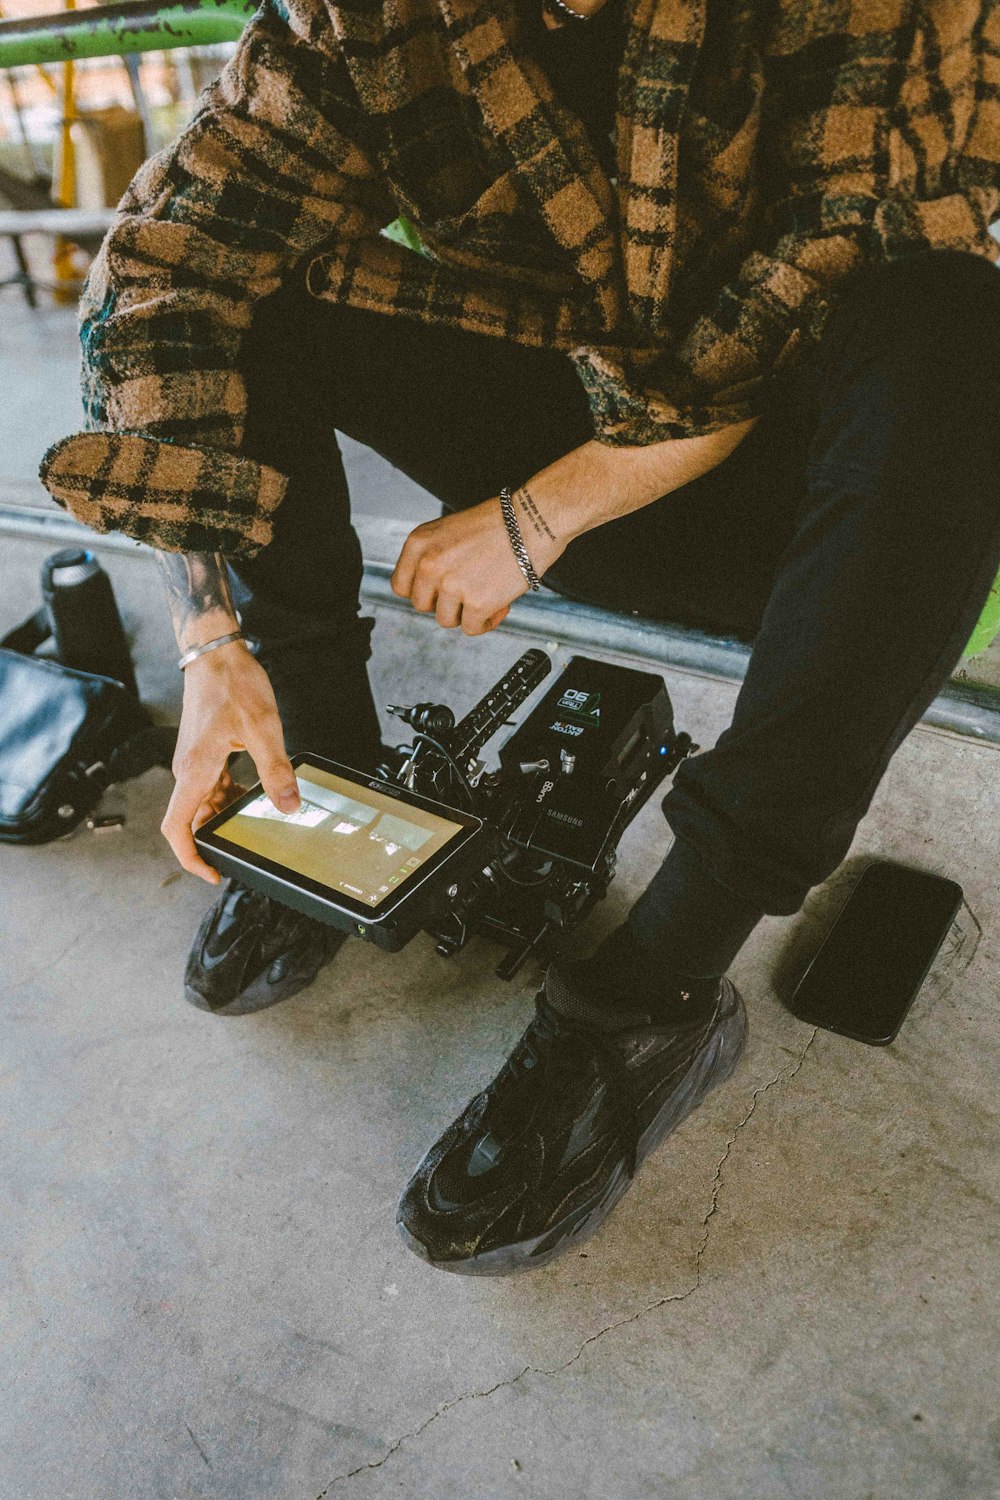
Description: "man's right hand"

(161, 641), (301, 882)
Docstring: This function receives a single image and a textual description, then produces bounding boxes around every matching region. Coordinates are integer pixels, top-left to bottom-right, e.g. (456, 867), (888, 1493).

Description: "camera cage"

(375, 648), (697, 977)
(197, 648), (697, 980)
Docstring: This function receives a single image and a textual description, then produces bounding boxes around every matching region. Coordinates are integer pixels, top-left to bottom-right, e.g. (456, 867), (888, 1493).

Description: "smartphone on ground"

(789, 861), (965, 1045)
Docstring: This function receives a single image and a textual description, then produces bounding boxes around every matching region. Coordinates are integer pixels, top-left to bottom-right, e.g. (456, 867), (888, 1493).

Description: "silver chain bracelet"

(542, 0), (595, 22)
(499, 487), (542, 592)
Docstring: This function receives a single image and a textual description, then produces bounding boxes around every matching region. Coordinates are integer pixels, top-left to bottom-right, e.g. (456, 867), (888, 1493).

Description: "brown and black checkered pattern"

(39, 432), (286, 554)
(40, 0), (1000, 556)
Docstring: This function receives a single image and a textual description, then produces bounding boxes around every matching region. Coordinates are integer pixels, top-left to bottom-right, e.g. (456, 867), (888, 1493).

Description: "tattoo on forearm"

(514, 485), (556, 543)
(155, 550), (238, 650)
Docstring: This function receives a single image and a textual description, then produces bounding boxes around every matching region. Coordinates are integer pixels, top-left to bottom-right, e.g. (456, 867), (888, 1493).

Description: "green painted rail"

(0, 0), (254, 68)
(965, 585), (1000, 660)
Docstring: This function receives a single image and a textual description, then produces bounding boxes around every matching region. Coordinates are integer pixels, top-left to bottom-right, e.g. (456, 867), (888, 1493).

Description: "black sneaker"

(183, 741), (399, 1015)
(396, 970), (748, 1275)
(183, 878), (347, 1016)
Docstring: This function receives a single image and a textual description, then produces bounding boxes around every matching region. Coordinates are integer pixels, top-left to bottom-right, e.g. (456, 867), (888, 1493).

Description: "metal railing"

(0, 0), (253, 68)
(4, 498), (999, 744)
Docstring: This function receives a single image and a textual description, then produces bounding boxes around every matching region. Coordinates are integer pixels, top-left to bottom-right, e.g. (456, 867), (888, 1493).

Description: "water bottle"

(40, 548), (138, 695)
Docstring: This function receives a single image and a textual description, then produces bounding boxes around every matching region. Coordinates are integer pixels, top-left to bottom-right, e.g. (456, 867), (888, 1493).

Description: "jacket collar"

(329, 0), (707, 339)
(436, 0), (627, 332)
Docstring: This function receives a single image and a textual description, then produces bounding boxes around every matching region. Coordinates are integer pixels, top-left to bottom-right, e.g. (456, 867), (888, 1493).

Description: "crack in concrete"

(184, 1422), (212, 1469)
(692, 1024), (818, 1278)
(8, 930), (89, 996)
(316, 1027), (818, 1495)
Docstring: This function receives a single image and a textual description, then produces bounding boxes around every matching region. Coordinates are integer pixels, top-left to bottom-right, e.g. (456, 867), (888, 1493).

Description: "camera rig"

(379, 650), (697, 978)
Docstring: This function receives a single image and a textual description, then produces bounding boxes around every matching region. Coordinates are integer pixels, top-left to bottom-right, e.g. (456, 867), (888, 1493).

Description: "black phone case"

(788, 862), (964, 1045)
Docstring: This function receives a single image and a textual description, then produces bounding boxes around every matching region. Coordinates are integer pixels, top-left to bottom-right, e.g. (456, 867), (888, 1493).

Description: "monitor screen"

(213, 763), (466, 910)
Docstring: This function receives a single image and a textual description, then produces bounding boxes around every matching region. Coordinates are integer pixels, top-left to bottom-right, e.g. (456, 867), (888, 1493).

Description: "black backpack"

(0, 586), (175, 846)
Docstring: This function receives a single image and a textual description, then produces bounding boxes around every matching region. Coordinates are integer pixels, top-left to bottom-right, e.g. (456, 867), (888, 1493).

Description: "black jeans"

(229, 248), (1000, 916)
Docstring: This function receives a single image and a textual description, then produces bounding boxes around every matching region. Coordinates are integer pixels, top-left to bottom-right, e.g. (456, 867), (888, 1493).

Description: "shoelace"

(508, 995), (645, 1178)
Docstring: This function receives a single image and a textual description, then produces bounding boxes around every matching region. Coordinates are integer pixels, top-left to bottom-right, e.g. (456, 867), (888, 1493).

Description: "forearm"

(389, 416), (761, 635)
(155, 547), (300, 878)
(521, 419), (759, 548)
(155, 550), (241, 654)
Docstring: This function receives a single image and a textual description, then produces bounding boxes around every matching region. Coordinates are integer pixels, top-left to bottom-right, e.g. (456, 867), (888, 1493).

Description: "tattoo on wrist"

(514, 485), (556, 543)
(155, 550), (239, 651)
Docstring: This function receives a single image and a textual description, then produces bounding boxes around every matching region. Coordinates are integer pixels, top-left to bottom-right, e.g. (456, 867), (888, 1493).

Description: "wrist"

(174, 611), (241, 655)
(499, 488), (543, 590)
(519, 421), (761, 544)
(500, 485), (570, 584)
(517, 452), (607, 548)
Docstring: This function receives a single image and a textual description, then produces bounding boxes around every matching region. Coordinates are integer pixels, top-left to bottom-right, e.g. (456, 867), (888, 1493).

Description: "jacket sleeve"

(578, 0), (1000, 446)
(39, 0), (396, 556)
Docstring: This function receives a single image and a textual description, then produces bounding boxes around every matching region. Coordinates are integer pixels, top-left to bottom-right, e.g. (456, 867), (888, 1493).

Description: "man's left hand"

(391, 497), (565, 637)
(391, 421), (760, 637)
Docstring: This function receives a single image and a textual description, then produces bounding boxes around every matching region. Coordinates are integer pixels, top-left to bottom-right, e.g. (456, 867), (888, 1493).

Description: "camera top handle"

(388, 649), (552, 805)
(448, 649), (551, 767)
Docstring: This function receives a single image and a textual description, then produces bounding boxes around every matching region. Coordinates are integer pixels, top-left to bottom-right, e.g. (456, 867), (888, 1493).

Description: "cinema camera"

(195, 652), (697, 979)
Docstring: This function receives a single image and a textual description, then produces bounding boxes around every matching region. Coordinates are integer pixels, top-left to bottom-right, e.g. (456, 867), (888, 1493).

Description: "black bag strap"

(87, 722), (177, 791)
(111, 723), (177, 782)
(1, 608), (50, 656)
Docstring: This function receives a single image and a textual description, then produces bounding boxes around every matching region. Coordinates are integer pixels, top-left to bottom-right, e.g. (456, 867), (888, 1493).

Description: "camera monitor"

(195, 755), (484, 950)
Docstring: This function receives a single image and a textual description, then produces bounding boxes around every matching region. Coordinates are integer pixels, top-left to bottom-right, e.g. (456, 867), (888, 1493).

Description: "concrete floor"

(3, 291), (1000, 1499)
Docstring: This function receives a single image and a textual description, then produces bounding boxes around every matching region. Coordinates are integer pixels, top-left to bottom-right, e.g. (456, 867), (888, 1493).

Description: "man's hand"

(390, 497), (566, 636)
(161, 641), (300, 882)
(391, 421), (759, 636)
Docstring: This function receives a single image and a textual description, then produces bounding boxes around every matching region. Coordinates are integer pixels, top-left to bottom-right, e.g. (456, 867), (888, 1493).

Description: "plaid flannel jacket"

(40, 0), (1000, 557)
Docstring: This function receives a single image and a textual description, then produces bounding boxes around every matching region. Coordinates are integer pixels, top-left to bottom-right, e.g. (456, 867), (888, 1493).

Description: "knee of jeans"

(239, 277), (317, 390)
(804, 355), (1000, 535)
(248, 610), (377, 667)
(820, 248), (1000, 379)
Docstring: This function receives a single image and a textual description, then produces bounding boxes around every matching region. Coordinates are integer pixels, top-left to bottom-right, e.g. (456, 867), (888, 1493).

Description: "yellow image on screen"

(218, 764), (465, 908)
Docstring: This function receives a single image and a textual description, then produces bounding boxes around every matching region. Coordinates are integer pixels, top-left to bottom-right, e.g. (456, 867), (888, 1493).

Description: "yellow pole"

(53, 0), (79, 301)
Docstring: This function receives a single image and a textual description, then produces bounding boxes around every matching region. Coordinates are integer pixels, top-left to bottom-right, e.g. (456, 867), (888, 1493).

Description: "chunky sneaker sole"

(183, 927), (345, 1016)
(183, 878), (347, 1017)
(397, 978), (748, 1275)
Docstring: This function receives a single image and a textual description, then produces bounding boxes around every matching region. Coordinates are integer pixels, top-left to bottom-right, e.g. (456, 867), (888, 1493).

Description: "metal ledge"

(0, 0), (254, 68)
(3, 499), (999, 746)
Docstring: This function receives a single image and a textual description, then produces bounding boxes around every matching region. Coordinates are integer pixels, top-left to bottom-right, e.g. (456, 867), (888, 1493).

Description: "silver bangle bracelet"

(177, 630), (246, 672)
(499, 487), (542, 592)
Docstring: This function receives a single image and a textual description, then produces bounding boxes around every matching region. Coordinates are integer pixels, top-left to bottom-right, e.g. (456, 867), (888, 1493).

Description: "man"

(42, 0), (1000, 1274)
